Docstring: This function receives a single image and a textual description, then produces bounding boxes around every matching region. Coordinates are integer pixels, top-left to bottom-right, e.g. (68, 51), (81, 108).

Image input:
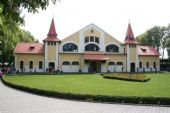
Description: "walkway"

(0, 81), (170, 113)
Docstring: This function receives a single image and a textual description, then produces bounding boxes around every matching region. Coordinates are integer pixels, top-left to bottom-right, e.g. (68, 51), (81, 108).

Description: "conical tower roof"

(43, 18), (60, 42)
(123, 23), (138, 44)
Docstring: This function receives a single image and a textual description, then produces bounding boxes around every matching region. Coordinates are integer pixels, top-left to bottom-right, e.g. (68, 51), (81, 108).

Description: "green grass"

(3, 73), (170, 98)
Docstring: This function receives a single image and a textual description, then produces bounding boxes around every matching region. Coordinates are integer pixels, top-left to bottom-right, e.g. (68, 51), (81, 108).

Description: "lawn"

(2, 73), (170, 98)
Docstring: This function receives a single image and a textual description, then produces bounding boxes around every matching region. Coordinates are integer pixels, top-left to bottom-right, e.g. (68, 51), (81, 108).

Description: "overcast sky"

(22, 0), (170, 43)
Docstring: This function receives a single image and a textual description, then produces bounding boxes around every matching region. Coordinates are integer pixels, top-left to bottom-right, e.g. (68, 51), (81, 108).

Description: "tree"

(136, 26), (168, 59)
(0, 0), (58, 68)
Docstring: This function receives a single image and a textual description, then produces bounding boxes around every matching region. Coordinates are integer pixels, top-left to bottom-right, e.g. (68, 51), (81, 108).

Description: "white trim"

(79, 24), (105, 52)
(136, 45), (138, 72)
(105, 43), (121, 48)
(79, 30), (84, 52)
(55, 43), (59, 70)
(45, 42), (48, 71)
(127, 45), (130, 72)
(100, 32), (105, 51)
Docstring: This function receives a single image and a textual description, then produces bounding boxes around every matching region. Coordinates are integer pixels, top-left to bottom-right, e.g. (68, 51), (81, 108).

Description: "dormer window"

(141, 48), (146, 52)
(30, 45), (35, 49)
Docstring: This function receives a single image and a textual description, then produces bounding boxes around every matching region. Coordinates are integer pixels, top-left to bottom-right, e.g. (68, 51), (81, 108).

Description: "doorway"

(130, 63), (135, 72)
(89, 61), (101, 73)
(49, 62), (55, 72)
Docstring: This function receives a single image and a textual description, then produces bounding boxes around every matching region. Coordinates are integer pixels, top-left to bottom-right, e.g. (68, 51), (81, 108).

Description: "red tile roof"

(43, 18), (60, 42)
(123, 23), (138, 44)
(83, 52), (109, 60)
(14, 43), (44, 54)
(138, 46), (160, 56)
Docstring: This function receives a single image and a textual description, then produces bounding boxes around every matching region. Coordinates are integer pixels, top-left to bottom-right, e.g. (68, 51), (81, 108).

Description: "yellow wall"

(129, 48), (137, 61)
(104, 33), (121, 45)
(104, 33), (124, 53)
(139, 56), (159, 67)
(106, 54), (126, 68)
(59, 53), (83, 67)
(47, 45), (56, 61)
(15, 54), (44, 67)
(84, 29), (100, 37)
(62, 32), (79, 44)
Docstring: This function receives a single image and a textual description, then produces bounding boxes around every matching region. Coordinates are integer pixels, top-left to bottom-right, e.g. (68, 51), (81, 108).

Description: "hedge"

(2, 77), (170, 105)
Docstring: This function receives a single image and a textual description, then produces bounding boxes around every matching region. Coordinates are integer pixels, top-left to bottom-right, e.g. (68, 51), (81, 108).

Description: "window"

(54, 42), (56, 45)
(85, 37), (89, 43)
(29, 61), (33, 69)
(146, 62), (149, 68)
(153, 62), (156, 68)
(108, 62), (115, 65)
(39, 61), (43, 69)
(129, 44), (136, 48)
(139, 62), (142, 68)
(48, 42), (50, 45)
(141, 48), (146, 52)
(20, 61), (24, 69)
(72, 61), (79, 65)
(95, 37), (99, 43)
(106, 44), (119, 52)
(63, 43), (78, 52)
(117, 62), (123, 65)
(63, 61), (70, 65)
(85, 44), (99, 51)
(90, 36), (94, 42)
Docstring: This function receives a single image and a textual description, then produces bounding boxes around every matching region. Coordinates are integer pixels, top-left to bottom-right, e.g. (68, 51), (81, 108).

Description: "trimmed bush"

(103, 73), (150, 82)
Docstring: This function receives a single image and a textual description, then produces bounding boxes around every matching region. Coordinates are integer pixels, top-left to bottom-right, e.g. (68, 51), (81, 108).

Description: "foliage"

(0, 0), (57, 67)
(137, 25), (170, 59)
(2, 73), (170, 105)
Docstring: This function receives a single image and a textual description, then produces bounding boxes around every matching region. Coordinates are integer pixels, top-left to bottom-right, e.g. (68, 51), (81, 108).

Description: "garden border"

(2, 76), (170, 105)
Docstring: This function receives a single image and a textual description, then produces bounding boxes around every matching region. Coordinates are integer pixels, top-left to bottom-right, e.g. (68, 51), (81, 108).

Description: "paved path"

(1, 81), (170, 113)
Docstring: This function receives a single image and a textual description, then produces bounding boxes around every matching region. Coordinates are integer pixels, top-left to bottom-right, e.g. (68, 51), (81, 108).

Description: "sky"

(22, 0), (170, 43)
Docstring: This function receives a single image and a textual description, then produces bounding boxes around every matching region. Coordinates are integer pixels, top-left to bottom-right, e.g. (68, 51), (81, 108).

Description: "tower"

(43, 18), (60, 72)
(124, 23), (139, 72)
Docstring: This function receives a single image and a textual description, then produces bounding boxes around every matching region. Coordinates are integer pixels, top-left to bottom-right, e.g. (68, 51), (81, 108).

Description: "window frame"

(63, 61), (70, 65)
(29, 61), (33, 69)
(39, 61), (43, 69)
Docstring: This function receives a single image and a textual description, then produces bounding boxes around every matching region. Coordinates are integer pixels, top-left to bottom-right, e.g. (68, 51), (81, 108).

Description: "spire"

(124, 22), (138, 44)
(48, 18), (57, 37)
(43, 18), (60, 42)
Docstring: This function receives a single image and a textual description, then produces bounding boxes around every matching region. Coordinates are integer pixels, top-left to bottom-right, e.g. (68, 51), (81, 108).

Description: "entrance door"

(130, 63), (135, 72)
(49, 62), (55, 72)
(89, 61), (101, 73)
(90, 62), (97, 72)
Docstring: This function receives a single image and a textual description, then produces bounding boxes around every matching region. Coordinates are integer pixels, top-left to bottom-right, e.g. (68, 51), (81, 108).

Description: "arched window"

(63, 43), (78, 52)
(108, 62), (115, 65)
(117, 62), (123, 65)
(85, 44), (99, 51)
(63, 61), (70, 65)
(20, 61), (24, 69)
(29, 61), (33, 69)
(106, 44), (119, 52)
(39, 61), (43, 69)
(72, 61), (79, 65)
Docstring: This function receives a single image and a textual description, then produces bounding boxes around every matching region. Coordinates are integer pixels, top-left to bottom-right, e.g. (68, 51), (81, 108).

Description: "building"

(14, 19), (160, 73)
